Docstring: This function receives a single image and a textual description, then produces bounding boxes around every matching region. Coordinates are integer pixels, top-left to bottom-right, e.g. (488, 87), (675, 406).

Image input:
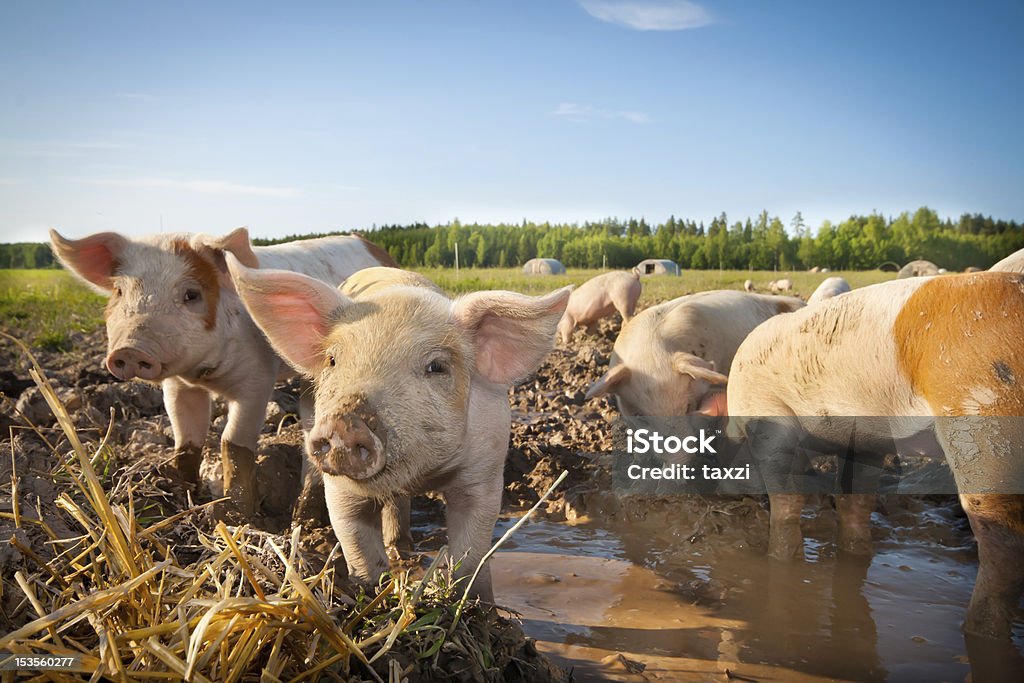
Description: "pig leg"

(220, 382), (274, 516)
(162, 377), (211, 484)
(835, 494), (876, 555)
(323, 481), (390, 587)
(744, 416), (807, 559)
(382, 495), (413, 556)
(443, 475), (503, 602)
(959, 494), (1024, 640)
(294, 381), (329, 525)
(937, 417), (1024, 640)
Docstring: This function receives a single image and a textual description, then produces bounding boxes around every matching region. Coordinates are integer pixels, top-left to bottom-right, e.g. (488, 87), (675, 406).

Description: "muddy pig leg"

(323, 479), (389, 587)
(937, 417), (1024, 640)
(220, 380), (274, 516)
(294, 380), (329, 525)
(163, 377), (211, 484)
(382, 495), (413, 557)
(835, 494), (876, 556)
(744, 416), (807, 560)
(443, 472), (503, 603)
(959, 494), (1024, 640)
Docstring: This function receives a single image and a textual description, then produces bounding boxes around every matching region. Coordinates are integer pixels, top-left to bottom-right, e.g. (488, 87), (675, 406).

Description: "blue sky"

(1, 0), (1022, 242)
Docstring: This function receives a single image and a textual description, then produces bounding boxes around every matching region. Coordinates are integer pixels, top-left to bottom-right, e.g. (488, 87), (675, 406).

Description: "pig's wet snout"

(310, 413), (387, 481)
(106, 347), (162, 381)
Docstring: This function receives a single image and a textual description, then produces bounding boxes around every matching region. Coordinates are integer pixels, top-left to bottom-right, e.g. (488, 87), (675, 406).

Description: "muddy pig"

(587, 290), (804, 417)
(228, 258), (570, 599)
(49, 227), (395, 516)
(728, 272), (1024, 640)
(558, 270), (641, 344)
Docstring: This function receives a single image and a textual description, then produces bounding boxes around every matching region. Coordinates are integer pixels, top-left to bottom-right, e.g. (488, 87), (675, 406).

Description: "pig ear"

(585, 363), (631, 400)
(672, 352), (728, 385)
(48, 229), (127, 293)
(226, 255), (351, 374)
(452, 286), (572, 385)
(692, 390), (728, 417)
(192, 227), (260, 279)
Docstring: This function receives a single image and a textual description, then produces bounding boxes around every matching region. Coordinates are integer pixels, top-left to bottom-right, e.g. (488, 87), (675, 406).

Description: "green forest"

(4, 207), (1023, 271)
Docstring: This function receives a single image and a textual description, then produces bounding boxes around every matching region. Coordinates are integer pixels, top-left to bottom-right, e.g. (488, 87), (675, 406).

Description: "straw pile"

(0, 342), (563, 682)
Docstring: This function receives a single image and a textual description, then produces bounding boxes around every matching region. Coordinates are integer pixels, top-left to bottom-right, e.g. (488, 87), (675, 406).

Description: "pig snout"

(309, 413), (387, 480)
(106, 347), (162, 381)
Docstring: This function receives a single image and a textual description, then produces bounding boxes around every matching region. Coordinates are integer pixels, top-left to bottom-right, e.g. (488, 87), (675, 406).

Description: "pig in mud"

(227, 260), (570, 599)
(558, 270), (641, 344)
(728, 272), (1024, 640)
(586, 290), (804, 417)
(49, 227), (395, 517)
(807, 276), (851, 304)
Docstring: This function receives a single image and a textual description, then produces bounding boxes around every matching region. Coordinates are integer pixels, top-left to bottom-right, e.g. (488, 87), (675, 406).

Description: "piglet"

(228, 259), (570, 600)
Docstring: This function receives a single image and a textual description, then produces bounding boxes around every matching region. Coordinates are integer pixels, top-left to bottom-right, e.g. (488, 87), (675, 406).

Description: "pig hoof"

(173, 445), (203, 484)
(292, 494), (329, 528)
(837, 532), (874, 556)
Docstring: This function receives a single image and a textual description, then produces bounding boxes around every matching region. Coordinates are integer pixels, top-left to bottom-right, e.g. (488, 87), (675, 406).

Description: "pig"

(728, 271), (1024, 640)
(990, 247), (1024, 274)
(807, 276), (851, 304)
(586, 291), (804, 417)
(557, 270), (641, 344)
(769, 278), (793, 294)
(49, 227), (395, 517)
(743, 279), (755, 293)
(227, 259), (570, 600)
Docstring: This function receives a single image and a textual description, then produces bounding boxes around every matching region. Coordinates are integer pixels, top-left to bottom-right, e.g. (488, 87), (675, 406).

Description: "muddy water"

(486, 501), (1024, 682)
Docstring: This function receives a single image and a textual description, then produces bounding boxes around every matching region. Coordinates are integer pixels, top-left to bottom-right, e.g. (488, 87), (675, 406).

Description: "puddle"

(488, 502), (1024, 682)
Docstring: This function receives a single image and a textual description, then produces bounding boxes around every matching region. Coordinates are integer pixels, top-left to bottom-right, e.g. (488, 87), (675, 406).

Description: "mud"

(3, 312), (1024, 680)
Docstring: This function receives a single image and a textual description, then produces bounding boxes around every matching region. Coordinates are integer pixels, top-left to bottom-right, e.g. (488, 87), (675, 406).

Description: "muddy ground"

(2, 314), (1022, 681)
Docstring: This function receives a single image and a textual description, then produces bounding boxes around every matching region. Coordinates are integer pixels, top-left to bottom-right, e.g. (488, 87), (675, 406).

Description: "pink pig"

(557, 270), (641, 344)
(227, 260), (570, 599)
(49, 227), (395, 516)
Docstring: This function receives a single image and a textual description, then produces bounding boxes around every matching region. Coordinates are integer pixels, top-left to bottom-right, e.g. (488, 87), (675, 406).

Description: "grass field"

(0, 269), (105, 350)
(0, 267), (897, 348)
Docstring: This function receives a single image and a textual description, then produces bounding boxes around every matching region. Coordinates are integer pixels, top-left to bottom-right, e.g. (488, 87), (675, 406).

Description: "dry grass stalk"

(1, 340), (561, 681)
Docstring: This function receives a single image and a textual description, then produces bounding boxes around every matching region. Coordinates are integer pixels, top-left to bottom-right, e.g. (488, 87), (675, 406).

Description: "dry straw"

(0, 335), (567, 681)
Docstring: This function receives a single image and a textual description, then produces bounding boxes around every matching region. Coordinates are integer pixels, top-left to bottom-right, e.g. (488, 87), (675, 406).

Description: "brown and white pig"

(227, 259), (570, 600)
(586, 290), (804, 417)
(728, 271), (1024, 640)
(557, 270), (641, 344)
(807, 276), (851, 304)
(49, 227), (395, 516)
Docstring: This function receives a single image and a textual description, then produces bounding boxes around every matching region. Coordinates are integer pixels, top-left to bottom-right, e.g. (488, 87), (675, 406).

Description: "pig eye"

(113, 286), (122, 297)
(184, 288), (202, 303)
(425, 359), (449, 375)
(327, 355), (336, 367)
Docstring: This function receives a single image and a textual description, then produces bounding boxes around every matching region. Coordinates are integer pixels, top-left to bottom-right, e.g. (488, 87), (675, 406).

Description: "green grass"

(0, 267), (897, 350)
(0, 269), (105, 350)
(416, 266), (896, 307)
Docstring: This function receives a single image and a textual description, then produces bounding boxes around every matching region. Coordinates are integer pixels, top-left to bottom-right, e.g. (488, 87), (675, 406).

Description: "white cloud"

(72, 176), (302, 198)
(550, 102), (652, 124)
(578, 0), (712, 31)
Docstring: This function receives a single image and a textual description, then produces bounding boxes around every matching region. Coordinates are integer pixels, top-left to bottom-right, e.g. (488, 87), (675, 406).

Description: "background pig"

(586, 290), (804, 417)
(558, 270), (641, 344)
(989, 247), (1024, 273)
(743, 279), (755, 292)
(807, 276), (851, 304)
(228, 259), (570, 600)
(769, 278), (793, 294)
(49, 227), (395, 517)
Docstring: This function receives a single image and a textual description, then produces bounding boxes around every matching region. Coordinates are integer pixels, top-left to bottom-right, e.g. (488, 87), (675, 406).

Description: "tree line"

(262, 207), (1024, 272)
(4, 207), (1023, 271)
